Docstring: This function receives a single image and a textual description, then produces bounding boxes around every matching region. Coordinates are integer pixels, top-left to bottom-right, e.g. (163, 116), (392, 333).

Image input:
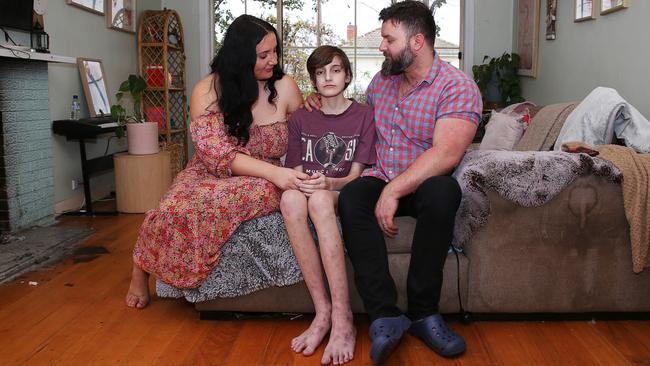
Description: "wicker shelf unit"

(138, 9), (188, 177)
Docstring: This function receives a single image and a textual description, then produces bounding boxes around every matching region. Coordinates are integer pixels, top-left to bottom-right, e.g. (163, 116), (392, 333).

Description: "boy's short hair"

(306, 45), (353, 90)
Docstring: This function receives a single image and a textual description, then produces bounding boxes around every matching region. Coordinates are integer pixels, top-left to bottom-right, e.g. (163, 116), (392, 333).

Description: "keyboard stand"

(61, 138), (119, 216)
(52, 118), (124, 216)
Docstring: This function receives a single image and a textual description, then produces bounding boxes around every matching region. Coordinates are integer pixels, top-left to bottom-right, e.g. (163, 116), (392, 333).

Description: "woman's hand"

(269, 167), (310, 190)
(298, 172), (330, 196)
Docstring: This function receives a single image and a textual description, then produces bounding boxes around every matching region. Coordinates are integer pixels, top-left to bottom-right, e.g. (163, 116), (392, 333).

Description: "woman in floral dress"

(126, 15), (307, 308)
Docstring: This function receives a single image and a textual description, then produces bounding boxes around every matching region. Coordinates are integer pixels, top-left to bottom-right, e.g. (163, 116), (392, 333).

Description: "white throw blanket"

(554, 87), (650, 153)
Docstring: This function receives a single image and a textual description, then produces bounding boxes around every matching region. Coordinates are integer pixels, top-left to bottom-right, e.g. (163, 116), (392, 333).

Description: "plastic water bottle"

(70, 95), (81, 120)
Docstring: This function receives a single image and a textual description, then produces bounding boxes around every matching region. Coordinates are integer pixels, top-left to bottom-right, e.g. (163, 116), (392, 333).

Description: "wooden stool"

(114, 151), (172, 213)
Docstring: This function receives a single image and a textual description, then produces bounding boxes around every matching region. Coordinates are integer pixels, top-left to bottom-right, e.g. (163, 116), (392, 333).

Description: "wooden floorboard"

(0, 211), (649, 365)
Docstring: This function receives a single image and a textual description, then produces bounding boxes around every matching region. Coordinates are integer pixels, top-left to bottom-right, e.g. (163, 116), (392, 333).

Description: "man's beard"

(381, 46), (415, 77)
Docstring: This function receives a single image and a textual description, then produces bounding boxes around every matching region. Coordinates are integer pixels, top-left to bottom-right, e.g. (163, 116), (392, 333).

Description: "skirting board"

(54, 183), (114, 215)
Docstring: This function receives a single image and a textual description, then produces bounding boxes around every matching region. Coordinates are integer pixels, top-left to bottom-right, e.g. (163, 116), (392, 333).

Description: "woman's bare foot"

(321, 310), (356, 365)
(291, 311), (332, 356)
(125, 265), (150, 309)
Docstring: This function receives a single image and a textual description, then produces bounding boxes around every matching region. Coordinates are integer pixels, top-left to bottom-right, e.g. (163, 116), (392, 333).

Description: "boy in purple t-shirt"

(281, 45), (375, 365)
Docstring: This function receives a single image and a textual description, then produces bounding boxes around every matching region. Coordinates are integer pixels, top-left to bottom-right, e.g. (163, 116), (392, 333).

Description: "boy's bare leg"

(308, 190), (356, 365)
(126, 264), (150, 309)
(281, 190), (332, 357)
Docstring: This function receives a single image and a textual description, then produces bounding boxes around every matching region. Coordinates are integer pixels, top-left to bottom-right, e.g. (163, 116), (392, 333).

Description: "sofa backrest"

(514, 102), (578, 151)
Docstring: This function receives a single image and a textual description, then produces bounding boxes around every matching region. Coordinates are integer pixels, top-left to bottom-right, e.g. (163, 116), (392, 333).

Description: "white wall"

(517, 1), (650, 118)
(46, 0), (161, 212)
(473, 0), (514, 65)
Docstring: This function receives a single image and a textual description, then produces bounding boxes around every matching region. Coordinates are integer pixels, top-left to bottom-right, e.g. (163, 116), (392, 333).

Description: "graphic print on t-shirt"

(315, 132), (346, 173)
(302, 132), (358, 176)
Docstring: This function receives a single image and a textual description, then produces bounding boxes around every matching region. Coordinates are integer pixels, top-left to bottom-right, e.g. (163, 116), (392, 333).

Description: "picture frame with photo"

(574, 0), (596, 22)
(107, 0), (137, 33)
(77, 58), (112, 117)
(67, 0), (105, 15)
(601, 0), (628, 15)
(516, 0), (540, 77)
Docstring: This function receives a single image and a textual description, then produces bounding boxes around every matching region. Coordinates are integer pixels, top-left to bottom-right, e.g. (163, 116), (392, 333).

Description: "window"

(213, 0), (464, 99)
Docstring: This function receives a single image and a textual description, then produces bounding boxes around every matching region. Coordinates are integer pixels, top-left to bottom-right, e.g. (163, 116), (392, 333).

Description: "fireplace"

(0, 58), (56, 232)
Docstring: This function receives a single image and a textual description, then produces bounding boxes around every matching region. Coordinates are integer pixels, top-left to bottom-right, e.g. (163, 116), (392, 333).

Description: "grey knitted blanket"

(451, 150), (622, 247)
(158, 150), (622, 301)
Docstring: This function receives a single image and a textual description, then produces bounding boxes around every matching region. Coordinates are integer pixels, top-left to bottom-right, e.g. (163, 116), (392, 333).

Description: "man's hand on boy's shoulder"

(302, 92), (322, 112)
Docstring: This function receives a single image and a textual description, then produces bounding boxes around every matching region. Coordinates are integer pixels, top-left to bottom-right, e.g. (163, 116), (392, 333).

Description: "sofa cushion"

(195, 250), (469, 314)
(515, 102), (577, 151)
(386, 217), (417, 253)
(479, 111), (525, 150)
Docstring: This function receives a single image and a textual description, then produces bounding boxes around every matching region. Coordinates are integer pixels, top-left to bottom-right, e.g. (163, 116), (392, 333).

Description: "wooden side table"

(114, 151), (172, 213)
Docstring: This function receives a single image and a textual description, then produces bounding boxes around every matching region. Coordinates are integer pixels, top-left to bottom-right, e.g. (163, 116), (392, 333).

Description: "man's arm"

(385, 118), (476, 197)
(374, 118), (477, 237)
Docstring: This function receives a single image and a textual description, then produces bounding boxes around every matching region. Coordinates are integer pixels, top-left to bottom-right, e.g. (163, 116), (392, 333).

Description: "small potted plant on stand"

(111, 74), (160, 155)
(472, 52), (524, 109)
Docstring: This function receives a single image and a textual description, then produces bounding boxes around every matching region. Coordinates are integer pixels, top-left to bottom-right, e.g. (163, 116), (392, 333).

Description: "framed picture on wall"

(574, 0), (596, 22)
(516, 0), (540, 77)
(601, 0), (628, 15)
(546, 0), (557, 40)
(107, 0), (137, 33)
(67, 0), (105, 15)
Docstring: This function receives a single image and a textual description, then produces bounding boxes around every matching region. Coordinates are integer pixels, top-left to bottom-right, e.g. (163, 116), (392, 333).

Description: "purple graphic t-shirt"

(285, 100), (376, 178)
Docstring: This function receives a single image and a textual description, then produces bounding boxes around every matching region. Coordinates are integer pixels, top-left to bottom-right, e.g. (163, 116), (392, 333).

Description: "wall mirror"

(77, 58), (112, 117)
(107, 0), (137, 33)
(67, 0), (105, 15)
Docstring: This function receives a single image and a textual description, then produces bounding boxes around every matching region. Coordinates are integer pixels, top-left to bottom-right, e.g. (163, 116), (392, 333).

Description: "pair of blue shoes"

(368, 313), (466, 365)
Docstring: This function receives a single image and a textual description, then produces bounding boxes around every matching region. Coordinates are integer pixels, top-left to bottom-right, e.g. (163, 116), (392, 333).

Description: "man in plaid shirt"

(337, 2), (482, 364)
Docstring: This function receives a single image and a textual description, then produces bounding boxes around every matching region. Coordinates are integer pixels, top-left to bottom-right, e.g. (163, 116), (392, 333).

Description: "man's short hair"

(379, 1), (436, 48)
(306, 45), (353, 90)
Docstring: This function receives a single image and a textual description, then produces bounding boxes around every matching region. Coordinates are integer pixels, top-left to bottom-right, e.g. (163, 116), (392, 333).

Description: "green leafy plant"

(110, 74), (147, 138)
(472, 52), (524, 106)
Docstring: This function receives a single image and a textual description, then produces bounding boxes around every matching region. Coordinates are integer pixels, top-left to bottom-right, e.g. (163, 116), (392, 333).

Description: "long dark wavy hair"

(210, 15), (285, 145)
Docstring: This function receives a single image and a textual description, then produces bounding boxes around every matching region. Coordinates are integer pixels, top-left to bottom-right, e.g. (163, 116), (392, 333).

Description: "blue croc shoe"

(408, 313), (466, 357)
(368, 315), (411, 365)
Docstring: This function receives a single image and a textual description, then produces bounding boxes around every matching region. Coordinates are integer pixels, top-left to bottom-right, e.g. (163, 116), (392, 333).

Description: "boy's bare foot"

(291, 312), (332, 356)
(125, 265), (150, 309)
(321, 310), (356, 365)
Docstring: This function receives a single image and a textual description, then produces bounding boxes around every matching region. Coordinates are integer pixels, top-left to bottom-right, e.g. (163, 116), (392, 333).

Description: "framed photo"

(67, 0), (105, 15)
(516, 0), (540, 78)
(107, 0), (137, 33)
(574, 0), (596, 22)
(601, 0), (628, 15)
(77, 58), (112, 117)
(546, 0), (557, 40)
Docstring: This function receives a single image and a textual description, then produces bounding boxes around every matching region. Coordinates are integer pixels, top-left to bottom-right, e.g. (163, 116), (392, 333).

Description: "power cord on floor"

(452, 246), (472, 324)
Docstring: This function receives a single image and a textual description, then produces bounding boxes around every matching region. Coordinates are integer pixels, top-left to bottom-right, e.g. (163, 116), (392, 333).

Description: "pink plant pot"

(126, 122), (160, 155)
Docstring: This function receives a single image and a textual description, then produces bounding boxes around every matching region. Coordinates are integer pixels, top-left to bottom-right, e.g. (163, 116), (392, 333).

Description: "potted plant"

(472, 52), (524, 107)
(111, 74), (160, 155)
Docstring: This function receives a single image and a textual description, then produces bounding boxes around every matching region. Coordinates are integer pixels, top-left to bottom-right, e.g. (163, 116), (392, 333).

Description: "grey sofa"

(195, 102), (650, 315)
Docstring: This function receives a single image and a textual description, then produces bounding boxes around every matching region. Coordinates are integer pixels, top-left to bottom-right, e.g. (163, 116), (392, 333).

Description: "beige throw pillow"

(479, 111), (526, 150)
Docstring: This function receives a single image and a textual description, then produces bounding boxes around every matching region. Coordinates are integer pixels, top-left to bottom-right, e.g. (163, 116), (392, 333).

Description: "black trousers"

(338, 175), (461, 322)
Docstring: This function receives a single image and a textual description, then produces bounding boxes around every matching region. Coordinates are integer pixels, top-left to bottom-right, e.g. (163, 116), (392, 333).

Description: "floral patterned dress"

(133, 112), (288, 288)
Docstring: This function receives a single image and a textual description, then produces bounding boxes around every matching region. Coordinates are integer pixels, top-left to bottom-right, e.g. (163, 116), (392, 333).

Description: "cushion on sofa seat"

(479, 111), (526, 150)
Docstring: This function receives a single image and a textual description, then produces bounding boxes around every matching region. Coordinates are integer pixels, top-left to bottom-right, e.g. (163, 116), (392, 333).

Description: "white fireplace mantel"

(0, 48), (75, 64)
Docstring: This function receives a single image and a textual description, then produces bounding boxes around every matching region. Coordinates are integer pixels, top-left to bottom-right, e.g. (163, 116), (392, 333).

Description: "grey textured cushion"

(479, 111), (525, 150)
